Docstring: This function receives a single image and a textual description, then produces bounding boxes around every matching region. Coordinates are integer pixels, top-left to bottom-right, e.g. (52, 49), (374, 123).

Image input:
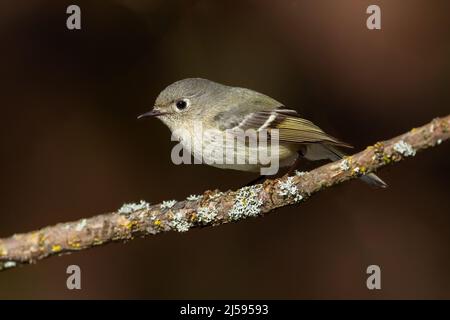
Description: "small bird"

(139, 78), (386, 188)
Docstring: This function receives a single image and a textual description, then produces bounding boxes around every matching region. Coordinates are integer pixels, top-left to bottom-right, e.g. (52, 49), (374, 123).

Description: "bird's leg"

(246, 151), (304, 186)
(244, 175), (269, 187)
(284, 151), (303, 177)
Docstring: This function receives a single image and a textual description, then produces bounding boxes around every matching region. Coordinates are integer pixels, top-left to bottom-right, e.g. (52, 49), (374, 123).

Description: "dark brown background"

(0, 0), (449, 299)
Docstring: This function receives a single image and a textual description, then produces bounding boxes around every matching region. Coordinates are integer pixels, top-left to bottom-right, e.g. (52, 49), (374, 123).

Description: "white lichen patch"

(339, 159), (350, 171)
(295, 170), (307, 177)
(278, 177), (303, 203)
(187, 194), (202, 201)
(118, 200), (150, 215)
(75, 219), (87, 231)
(228, 185), (263, 221)
(209, 192), (224, 200)
(437, 139), (442, 145)
(197, 207), (218, 224)
(160, 200), (177, 209)
(146, 227), (159, 235)
(353, 166), (360, 174)
(3, 261), (16, 269)
(393, 140), (416, 157)
(171, 212), (192, 232)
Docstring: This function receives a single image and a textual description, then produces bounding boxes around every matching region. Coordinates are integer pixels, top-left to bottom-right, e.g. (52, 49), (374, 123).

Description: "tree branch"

(1, 115), (449, 271)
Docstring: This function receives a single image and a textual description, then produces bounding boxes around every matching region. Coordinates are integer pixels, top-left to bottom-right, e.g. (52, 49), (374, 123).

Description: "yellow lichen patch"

(38, 233), (46, 247)
(37, 233), (47, 253)
(154, 219), (162, 226)
(68, 238), (81, 249)
(382, 154), (392, 164)
(359, 166), (367, 174)
(51, 244), (62, 252)
(123, 220), (134, 230)
(92, 237), (103, 245)
(190, 213), (198, 222)
(410, 127), (417, 133)
(345, 156), (353, 164)
(374, 142), (384, 149)
(0, 247), (7, 257)
(118, 215), (137, 231)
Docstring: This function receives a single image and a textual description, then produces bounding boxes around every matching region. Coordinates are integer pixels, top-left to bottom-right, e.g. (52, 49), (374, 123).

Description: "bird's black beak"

(137, 109), (166, 119)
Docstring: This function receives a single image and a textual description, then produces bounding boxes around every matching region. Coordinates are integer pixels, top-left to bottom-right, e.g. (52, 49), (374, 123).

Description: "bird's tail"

(304, 144), (388, 188)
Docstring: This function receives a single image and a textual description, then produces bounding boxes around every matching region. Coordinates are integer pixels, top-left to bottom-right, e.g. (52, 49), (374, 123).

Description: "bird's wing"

(215, 106), (352, 148)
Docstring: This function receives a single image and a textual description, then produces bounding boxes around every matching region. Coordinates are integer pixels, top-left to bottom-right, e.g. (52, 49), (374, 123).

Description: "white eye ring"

(174, 98), (190, 112)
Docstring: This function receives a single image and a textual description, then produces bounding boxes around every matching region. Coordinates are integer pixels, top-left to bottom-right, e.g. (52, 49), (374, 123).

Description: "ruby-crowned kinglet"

(139, 78), (386, 188)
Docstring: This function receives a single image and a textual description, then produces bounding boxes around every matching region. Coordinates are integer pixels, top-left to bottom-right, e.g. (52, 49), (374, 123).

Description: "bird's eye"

(175, 99), (189, 111)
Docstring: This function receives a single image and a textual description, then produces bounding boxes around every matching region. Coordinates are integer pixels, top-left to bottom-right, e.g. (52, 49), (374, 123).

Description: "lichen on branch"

(0, 115), (449, 271)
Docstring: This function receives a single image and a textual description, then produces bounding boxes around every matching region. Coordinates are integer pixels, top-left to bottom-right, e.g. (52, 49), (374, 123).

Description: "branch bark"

(1, 115), (449, 271)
